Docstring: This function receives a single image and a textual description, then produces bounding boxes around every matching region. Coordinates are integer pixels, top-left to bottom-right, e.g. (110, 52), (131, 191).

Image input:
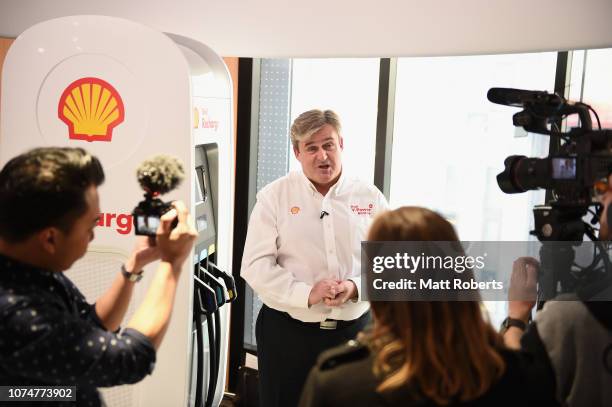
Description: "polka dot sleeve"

(0, 296), (156, 387)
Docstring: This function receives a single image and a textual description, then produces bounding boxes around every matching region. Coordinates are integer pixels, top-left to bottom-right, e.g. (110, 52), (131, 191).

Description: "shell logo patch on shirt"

(351, 203), (373, 215)
(290, 206), (300, 215)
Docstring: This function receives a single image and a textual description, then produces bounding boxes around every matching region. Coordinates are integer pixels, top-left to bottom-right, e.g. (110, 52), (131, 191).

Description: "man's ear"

(339, 136), (344, 150)
(37, 227), (60, 254)
(293, 145), (300, 159)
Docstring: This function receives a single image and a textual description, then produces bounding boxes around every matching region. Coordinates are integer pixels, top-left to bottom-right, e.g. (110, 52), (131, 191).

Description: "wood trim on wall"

(221, 55), (239, 391)
(0, 38), (15, 114)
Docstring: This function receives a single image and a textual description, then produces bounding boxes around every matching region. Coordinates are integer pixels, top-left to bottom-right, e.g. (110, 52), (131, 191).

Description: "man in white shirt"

(241, 109), (388, 407)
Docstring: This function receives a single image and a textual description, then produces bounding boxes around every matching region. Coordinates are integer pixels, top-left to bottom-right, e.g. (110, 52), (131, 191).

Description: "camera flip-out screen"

(136, 215), (160, 235)
(551, 157), (577, 180)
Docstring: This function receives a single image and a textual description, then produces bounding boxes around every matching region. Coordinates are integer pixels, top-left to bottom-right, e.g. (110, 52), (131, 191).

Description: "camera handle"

(532, 205), (586, 308)
(537, 242), (576, 309)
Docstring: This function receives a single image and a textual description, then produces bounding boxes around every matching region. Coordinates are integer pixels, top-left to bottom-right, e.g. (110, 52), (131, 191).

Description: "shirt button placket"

(321, 198), (335, 268)
(323, 205), (340, 278)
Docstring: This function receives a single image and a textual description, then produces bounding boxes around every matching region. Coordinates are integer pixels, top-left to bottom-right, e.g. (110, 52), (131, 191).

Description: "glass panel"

(569, 48), (612, 129)
(289, 58), (380, 183)
(567, 50), (586, 102)
(390, 53), (557, 326)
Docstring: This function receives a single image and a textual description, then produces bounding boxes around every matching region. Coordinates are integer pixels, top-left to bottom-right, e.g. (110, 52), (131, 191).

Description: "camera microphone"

(320, 210), (329, 219)
(136, 155), (185, 195)
(132, 155), (185, 236)
(487, 88), (563, 108)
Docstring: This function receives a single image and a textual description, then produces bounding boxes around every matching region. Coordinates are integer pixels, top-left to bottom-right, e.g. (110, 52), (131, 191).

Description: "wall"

(222, 57), (239, 144)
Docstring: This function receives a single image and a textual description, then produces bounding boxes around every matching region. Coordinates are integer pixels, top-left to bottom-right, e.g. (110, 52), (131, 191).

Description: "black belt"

(265, 305), (368, 330)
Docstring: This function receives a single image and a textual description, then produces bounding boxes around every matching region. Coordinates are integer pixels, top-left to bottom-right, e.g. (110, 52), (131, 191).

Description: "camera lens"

(497, 155), (551, 193)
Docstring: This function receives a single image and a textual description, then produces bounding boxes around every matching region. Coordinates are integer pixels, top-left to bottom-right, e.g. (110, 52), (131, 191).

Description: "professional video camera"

(489, 88), (612, 299)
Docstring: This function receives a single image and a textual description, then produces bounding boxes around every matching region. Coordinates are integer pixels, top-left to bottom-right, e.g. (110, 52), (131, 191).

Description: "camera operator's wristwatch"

(121, 264), (144, 283)
(500, 317), (527, 334)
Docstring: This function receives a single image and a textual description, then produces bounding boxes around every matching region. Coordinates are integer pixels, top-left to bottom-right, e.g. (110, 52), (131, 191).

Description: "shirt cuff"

(289, 282), (313, 309)
(121, 328), (157, 375)
(348, 277), (362, 302)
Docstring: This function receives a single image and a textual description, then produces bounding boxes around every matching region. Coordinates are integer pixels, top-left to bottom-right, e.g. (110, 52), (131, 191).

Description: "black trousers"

(255, 304), (370, 407)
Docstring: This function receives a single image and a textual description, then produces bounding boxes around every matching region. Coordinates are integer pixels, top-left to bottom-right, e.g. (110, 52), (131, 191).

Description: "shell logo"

(58, 77), (125, 142)
(290, 206), (300, 215)
(193, 107), (200, 129)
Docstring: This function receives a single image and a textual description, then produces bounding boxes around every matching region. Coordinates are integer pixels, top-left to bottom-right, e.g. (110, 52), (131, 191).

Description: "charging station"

(0, 15), (234, 407)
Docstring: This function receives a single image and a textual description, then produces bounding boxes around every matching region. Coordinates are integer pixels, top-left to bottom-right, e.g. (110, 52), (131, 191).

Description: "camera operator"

(0, 147), (197, 406)
(503, 176), (612, 407)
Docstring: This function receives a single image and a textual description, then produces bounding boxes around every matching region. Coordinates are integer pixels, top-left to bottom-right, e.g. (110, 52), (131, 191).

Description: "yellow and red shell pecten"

(58, 77), (125, 142)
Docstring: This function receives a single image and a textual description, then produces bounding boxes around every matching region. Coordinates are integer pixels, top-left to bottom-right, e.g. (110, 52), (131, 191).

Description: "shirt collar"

(298, 170), (346, 197)
(0, 252), (54, 278)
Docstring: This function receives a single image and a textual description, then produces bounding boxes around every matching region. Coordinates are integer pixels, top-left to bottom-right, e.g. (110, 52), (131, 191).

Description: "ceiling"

(1, 0), (611, 57)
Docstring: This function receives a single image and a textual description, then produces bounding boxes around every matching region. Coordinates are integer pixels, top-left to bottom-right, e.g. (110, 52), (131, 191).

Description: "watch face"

(122, 265), (143, 282)
(130, 273), (143, 282)
(503, 317), (526, 331)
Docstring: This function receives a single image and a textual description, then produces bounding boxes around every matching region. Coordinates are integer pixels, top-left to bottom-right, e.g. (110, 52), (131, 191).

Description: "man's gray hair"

(290, 109), (342, 150)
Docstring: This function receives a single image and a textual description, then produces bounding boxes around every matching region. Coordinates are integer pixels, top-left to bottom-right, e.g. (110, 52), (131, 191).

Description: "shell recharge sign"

(58, 77), (125, 142)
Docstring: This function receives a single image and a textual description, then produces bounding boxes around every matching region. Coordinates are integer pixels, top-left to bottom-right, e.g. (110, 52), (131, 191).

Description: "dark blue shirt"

(0, 253), (156, 406)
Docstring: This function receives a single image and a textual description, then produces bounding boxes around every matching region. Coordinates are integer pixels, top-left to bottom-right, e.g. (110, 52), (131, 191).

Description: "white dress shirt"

(241, 171), (389, 322)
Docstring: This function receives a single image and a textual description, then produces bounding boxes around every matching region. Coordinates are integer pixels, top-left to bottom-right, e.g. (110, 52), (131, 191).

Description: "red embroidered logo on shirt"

(351, 203), (373, 215)
(290, 206), (300, 215)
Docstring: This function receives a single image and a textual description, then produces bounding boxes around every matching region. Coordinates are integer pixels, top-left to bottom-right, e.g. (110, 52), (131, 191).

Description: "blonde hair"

(290, 109), (341, 150)
(367, 207), (506, 405)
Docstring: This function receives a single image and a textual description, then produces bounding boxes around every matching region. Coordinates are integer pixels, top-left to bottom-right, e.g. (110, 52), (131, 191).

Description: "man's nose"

(316, 149), (328, 161)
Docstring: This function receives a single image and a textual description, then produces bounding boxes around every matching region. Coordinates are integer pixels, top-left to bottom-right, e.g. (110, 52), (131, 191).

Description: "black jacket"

(299, 339), (559, 407)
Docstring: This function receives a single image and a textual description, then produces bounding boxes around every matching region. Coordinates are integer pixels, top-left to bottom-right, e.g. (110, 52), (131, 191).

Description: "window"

(391, 53), (557, 239)
(390, 53), (558, 325)
(289, 59), (380, 183)
(568, 49), (612, 128)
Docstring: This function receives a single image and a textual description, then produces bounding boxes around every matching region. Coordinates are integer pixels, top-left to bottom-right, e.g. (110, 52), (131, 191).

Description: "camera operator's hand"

(597, 174), (612, 240)
(508, 256), (539, 323)
(125, 236), (160, 273)
(127, 201), (196, 349)
(156, 200), (197, 270)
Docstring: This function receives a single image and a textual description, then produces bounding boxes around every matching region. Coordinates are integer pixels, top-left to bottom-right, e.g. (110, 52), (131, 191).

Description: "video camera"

(491, 88), (612, 210)
(132, 155), (185, 236)
(490, 88), (612, 299)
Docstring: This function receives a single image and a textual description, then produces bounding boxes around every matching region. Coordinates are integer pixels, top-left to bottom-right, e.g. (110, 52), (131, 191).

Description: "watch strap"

(121, 264), (144, 282)
(500, 316), (527, 333)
